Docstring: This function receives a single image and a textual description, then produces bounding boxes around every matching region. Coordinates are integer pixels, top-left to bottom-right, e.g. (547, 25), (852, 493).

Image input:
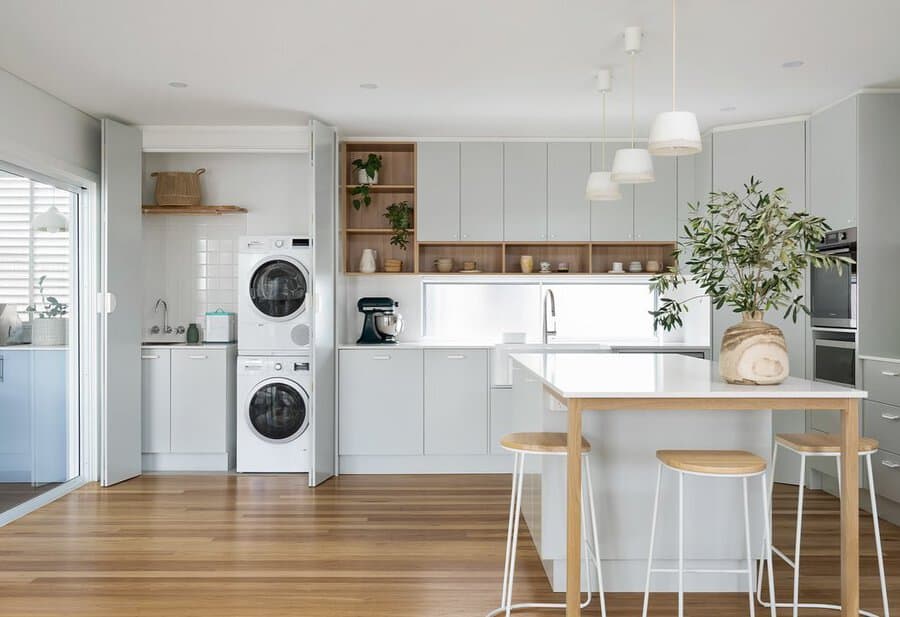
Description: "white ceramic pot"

(31, 317), (67, 346)
(359, 249), (377, 273)
(357, 169), (378, 185)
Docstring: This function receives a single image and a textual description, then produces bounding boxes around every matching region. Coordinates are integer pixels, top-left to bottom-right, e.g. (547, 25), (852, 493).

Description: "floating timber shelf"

(343, 184), (415, 192)
(142, 205), (248, 215)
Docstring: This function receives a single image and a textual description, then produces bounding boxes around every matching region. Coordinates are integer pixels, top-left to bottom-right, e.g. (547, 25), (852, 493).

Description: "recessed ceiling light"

(168, 81), (189, 88)
(720, 106), (737, 112)
(782, 60), (804, 69)
(359, 83), (379, 90)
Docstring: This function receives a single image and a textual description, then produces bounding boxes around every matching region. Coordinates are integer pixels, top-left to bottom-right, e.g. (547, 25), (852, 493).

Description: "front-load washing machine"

(237, 355), (311, 473)
(238, 236), (313, 355)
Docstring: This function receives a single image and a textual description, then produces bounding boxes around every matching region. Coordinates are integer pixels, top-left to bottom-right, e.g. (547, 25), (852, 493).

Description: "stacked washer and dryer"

(236, 236), (315, 473)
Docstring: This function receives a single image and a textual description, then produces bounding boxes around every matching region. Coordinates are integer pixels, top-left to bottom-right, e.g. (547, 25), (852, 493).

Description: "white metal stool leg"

(504, 452), (526, 617)
(742, 477), (757, 617)
(500, 452), (523, 612)
(678, 470), (685, 617)
(585, 459), (608, 617)
(642, 463), (663, 617)
(760, 472), (777, 617)
(757, 444), (779, 604)
(756, 446), (890, 617)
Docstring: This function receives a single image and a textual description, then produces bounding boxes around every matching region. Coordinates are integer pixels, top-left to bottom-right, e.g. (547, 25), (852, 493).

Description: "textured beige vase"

(719, 312), (789, 385)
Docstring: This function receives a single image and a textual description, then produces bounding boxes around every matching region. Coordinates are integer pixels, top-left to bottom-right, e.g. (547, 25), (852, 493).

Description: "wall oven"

(810, 227), (857, 329)
(813, 332), (856, 387)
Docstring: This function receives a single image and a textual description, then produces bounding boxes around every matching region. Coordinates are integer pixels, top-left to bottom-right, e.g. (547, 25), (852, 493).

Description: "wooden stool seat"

(500, 432), (591, 454)
(775, 432), (879, 454)
(656, 449), (766, 475)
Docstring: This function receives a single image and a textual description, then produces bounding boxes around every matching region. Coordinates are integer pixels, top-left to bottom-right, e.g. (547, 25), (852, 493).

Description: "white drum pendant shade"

(648, 111), (701, 156)
(611, 148), (654, 184)
(32, 206), (68, 233)
(585, 171), (621, 201)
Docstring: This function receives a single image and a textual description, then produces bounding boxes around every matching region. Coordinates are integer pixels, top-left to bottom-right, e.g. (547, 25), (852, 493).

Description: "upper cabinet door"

(590, 142), (634, 241)
(460, 142), (503, 241)
(547, 142), (590, 241)
(100, 118), (143, 487)
(503, 142), (548, 241)
(634, 157), (677, 241)
(416, 142), (461, 241)
(810, 96), (858, 228)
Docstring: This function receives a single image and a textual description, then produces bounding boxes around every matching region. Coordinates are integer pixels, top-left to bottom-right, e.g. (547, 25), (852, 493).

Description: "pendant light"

(611, 26), (654, 184)
(32, 206), (68, 233)
(585, 69), (621, 201)
(648, 0), (702, 156)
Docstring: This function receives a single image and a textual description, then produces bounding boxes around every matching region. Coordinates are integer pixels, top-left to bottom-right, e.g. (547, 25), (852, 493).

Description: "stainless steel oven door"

(811, 246), (857, 329)
(813, 338), (856, 386)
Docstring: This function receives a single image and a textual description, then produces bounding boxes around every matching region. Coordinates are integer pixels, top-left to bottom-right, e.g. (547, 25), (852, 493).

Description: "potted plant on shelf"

(350, 153), (383, 210)
(384, 201), (413, 250)
(26, 275), (68, 346)
(649, 177), (852, 385)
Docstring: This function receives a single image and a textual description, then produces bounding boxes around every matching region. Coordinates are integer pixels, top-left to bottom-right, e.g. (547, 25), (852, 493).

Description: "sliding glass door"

(0, 165), (80, 515)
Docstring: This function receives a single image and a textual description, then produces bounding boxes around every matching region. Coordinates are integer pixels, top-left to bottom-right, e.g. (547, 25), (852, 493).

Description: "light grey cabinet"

(547, 142), (590, 241)
(810, 96), (858, 228)
(503, 142), (548, 241)
(171, 348), (230, 453)
(590, 142), (634, 241)
(634, 157), (677, 241)
(424, 349), (488, 454)
(460, 142), (504, 241)
(339, 349), (424, 455)
(416, 142), (461, 241)
(141, 347), (171, 453)
(489, 387), (513, 456)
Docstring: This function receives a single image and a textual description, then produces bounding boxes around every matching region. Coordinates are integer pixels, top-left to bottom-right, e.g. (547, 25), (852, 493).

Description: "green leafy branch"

(26, 275), (68, 319)
(384, 201), (413, 250)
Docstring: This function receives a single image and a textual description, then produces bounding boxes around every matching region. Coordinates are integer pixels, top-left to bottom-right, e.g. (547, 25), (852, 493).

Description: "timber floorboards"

(0, 474), (896, 616)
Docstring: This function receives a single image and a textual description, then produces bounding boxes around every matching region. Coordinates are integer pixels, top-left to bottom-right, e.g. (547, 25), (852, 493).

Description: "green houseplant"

(350, 153), (383, 210)
(650, 177), (852, 384)
(26, 275), (69, 346)
(384, 201), (413, 250)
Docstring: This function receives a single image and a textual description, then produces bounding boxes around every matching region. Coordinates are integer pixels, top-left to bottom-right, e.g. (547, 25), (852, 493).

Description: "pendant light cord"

(601, 90), (607, 169)
(630, 52), (636, 147)
(672, 0), (677, 111)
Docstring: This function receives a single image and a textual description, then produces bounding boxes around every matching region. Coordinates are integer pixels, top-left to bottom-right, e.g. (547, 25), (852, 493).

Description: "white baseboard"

(339, 454), (513, 474)
(142, 452), (232, 472)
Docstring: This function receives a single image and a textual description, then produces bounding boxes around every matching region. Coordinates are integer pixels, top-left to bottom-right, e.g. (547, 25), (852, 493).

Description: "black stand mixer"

(356, 297), (403, 344)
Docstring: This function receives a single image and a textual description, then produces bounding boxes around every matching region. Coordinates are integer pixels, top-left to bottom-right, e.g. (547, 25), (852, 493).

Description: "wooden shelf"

(346, 228), (415, 234)
(343, 184), (415, 192)
(142, 205), (247, 215)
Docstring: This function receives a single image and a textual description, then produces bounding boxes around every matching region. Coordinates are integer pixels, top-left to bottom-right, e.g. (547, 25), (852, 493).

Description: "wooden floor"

(0, 474), (896, 616)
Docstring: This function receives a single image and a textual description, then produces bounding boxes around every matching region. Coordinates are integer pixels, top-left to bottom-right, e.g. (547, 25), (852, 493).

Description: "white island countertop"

(510, 352), (868, 400)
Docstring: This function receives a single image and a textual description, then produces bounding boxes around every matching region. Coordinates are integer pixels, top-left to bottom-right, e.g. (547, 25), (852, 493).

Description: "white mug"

(611, 261), (624, 272)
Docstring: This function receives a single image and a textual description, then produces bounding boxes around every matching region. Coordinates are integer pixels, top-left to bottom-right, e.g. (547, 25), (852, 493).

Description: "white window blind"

(0, 170), (73, 319)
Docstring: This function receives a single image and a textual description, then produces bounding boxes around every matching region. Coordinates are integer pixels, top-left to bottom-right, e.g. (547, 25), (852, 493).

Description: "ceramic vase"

(31, 317), (67, 346)
(719, 312), (789, 385)
(359, 249), (377, 273)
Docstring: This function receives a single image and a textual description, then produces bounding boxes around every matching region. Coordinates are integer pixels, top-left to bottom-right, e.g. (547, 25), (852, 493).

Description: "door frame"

(0, 143), (100, 526)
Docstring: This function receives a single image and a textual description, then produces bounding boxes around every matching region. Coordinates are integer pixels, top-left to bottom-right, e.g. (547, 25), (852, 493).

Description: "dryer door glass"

(248, 382), (308, 441)
(249, 259), (308, 318)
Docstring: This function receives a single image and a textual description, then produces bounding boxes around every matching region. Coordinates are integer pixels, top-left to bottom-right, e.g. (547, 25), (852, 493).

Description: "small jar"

(186, 323), (200, 344)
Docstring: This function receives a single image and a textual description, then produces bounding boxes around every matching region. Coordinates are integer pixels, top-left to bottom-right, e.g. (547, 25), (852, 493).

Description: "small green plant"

(350, 154), (382, 210)
(649, 177), (852, 331)
(384, 201), (414, 250)
(26, 275), (68, 319)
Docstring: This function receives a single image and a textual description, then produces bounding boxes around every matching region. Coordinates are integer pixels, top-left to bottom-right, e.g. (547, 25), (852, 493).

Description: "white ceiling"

(2, 0), (900, 137)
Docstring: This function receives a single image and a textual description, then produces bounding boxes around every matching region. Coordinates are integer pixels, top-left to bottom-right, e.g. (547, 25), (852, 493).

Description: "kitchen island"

(509, 352), (867, 617)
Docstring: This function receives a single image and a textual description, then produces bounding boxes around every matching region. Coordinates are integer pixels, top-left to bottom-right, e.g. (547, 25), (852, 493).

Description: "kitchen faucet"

(151, 298), (172, 334)
(542, 288), (557, 344)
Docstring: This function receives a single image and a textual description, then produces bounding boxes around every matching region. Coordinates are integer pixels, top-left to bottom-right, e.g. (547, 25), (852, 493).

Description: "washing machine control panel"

(273, 362), (283, 371)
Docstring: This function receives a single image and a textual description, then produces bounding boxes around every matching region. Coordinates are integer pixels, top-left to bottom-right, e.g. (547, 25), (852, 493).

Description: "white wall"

(141, 152), (309, 336)
(0, 68), (99, 175)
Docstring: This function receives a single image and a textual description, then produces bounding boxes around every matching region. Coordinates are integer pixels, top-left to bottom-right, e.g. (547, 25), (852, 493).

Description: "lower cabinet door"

(339, 349), (424, 455)
(141, 348), (171, 453)
(171, 349), (227, 453)
(424, 349), (488, 455)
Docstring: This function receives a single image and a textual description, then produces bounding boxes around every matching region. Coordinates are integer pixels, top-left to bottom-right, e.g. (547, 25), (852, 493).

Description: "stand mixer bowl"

(374, 313), (404, 339)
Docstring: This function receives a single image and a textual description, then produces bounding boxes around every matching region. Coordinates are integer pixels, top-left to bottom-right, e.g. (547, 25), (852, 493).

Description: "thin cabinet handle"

(882, 460), (900, 469)
(0, 355), (3, 383)
(882, 370), (900, 377)
(881, 413), (900, 421)
(372, 355), (391, 361)
(188, 355), (208, 360)
(141, 355), (160, 360)
(447, 354), (466, 359)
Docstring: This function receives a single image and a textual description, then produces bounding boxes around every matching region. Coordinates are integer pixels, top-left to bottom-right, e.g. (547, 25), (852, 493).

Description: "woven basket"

(152, 168), (205, 206)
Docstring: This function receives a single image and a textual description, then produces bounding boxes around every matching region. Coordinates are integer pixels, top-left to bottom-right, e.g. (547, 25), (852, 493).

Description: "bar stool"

(754, 433), (889, 617)
(642, 450), (777, 617)
(486, 432), (607, 617)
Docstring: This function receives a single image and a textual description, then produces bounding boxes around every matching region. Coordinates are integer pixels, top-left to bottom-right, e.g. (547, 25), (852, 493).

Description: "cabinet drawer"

(171, 349), (228, 453)
(864, 400), (900, 454)
(863, 359), (900, 406)
(872, 449), (900, 503)
(339, 349), (424, 455)
(424, 349), (488, 455)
